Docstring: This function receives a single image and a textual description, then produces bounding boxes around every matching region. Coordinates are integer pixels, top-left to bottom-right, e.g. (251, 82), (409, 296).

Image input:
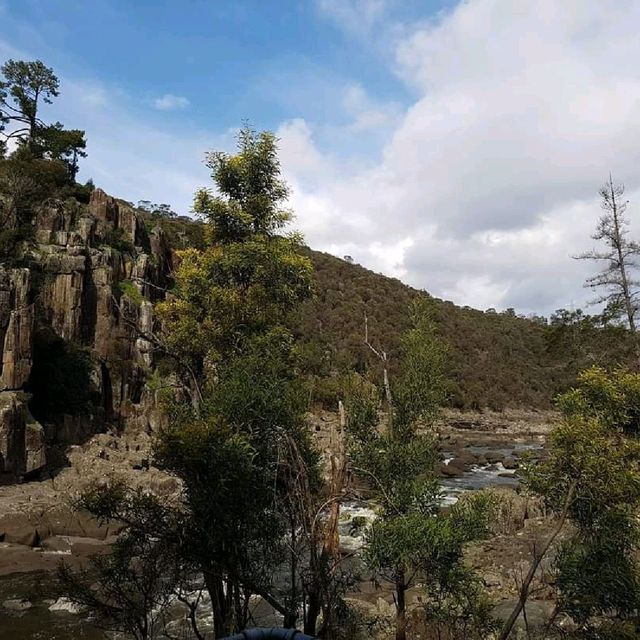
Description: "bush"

(0, 224), (33, 265)
(102, 228), (135, 254)
(118, 280), (144, 304)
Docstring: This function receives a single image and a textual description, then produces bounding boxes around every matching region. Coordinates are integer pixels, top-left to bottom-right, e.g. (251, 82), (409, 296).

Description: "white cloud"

(4, 2), (640, 317)
(278, 0), (640, 315)
(153, 93), (191, 111)
(342, 84), (400, 132)
(316, 0), (387, 35)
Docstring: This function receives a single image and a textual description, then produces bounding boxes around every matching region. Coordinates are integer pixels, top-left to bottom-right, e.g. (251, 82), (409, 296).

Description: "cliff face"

(0, 189), (172, 481)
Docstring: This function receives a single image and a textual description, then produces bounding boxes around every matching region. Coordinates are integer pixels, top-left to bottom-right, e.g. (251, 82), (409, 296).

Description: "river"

(0, 439), (543, 639)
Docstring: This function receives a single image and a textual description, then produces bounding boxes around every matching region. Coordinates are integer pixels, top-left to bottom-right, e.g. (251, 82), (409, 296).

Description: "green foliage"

(137, 200), (177, 219)
(347, 302), (493, 639)
(102, 227), (135, 254)
(556, 365), (640, 435)
(0, 146), (69, 228)
(526, 368), (640, 634)
(34, 121), (87, 179)
(71, 178), (95, 204)
(366, 494), (491, 572)
(26, 328), (99, 419)
(0, 59), (59, 148)
(156, 416), (285, 591)
(156, 127), (313, 384)
(0, 59), (90, 236)
(128, 205), (636, 410)
(292, 249), (638, 411)
(0, 223), (33, 265)
(140, 211), (206, 250)
(210, 329), (310, 450)
(419, 565), (500, 640)
(152, 126), (320, 636)
(60, 483), (191, 640)
(197, 127), (290, 241)
(118, 279), (144, 304)
(392, 296), (448, 434)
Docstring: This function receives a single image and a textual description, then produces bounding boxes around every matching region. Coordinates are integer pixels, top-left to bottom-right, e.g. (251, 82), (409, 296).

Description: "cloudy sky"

(2, 0), (639, 316)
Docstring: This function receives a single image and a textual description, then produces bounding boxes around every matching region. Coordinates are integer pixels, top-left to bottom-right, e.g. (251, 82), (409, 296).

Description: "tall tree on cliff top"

(575, 176), (640, 332)
(154, 126), (318, 637)
(0, 59), (87, 173)
(0, 59), (59, 150)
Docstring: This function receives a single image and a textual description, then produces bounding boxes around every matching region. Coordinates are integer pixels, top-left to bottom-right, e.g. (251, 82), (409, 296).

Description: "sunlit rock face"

(0, 267), (33, 392)
(0, 391), (44, 477)
(0, 189), (176, 481)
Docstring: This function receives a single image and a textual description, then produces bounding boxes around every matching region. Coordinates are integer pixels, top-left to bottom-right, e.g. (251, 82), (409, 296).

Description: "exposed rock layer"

(0, 189), (174, 480)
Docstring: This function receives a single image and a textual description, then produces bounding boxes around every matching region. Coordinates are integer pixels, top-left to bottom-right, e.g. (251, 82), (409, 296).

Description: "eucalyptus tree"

(154, 126), (320, 637)
(349, 298), (494, 640)
(499, 366), (640, 639)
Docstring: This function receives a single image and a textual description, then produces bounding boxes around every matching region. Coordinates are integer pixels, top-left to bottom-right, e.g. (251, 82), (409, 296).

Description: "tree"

(35, 122), (87, 179)
(575, 176), (640, 332)
(0, 59), (59, 151)
(0, 145), (68, 229)
(137, 200), (178, 219)
(155, 129), (313, 405)
(0, 59), (88, 239)
(349, 299), (493, 640)
(152, 127), (320, 637)
(501, 366), (640, 639)
(59, 483), (205, 640)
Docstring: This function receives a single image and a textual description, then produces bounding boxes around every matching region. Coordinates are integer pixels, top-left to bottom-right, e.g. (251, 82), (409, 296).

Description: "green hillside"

(295, 249), (636, 410)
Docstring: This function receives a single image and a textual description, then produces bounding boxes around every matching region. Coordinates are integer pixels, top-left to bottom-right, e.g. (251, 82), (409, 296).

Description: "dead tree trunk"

(498, 480), (577, 640)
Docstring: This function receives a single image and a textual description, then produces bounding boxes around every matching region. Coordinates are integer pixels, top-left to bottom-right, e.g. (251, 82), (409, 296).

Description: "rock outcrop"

(0, 189), (176, 481)
(0, 268), (34, 391)
(0, 392), (45, 477)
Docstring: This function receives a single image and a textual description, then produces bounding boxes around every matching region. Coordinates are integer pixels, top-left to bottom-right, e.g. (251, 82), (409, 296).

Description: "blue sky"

(1, 1), (443, 160)
(2, 1), (640, 316)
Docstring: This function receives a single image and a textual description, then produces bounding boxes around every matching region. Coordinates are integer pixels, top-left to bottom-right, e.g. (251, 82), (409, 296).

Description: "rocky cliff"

(0, 189), (173, 481)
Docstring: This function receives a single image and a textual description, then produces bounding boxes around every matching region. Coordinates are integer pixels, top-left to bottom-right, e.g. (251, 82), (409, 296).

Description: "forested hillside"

(294, 249), (636, 410)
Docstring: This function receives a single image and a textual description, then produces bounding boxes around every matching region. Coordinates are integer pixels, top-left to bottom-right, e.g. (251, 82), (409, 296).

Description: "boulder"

(3, 598), (33, 612)
(439, 462), (464, 477)
(492, 599), (555, 631)
(503, 457), (519, 469)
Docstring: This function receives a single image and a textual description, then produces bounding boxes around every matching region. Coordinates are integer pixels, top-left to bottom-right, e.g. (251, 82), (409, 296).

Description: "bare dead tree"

(280, 421), (353, 637)
(324, 400), (348, 558)
(364, 310), (393, 414)
(575, 175), (640, 332)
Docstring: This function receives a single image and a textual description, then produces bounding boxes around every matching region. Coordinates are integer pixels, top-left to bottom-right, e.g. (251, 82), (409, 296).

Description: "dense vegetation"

(295, 250), (637, 411)
(110, 214), (637, 411)
(6, 58), (640, 640)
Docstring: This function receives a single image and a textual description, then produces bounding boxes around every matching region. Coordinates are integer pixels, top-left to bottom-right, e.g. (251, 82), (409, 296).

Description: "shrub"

(102, 228), (135, 254)
(0, 224), (33, 265)
(118, 280), (144, 304)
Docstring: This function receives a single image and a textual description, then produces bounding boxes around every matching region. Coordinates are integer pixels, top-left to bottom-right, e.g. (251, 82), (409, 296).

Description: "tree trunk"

(286, 518), (298, 629)
(304, 587), (322, 636)
(498, 480), (576, 640)
(204, 571), (231, 639)
(395, 571), (407, 640)
(609, 177), (637, 333)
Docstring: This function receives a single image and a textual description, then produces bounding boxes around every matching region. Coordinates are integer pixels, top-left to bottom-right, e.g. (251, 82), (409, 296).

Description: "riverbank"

(0, 409), (559, 638)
